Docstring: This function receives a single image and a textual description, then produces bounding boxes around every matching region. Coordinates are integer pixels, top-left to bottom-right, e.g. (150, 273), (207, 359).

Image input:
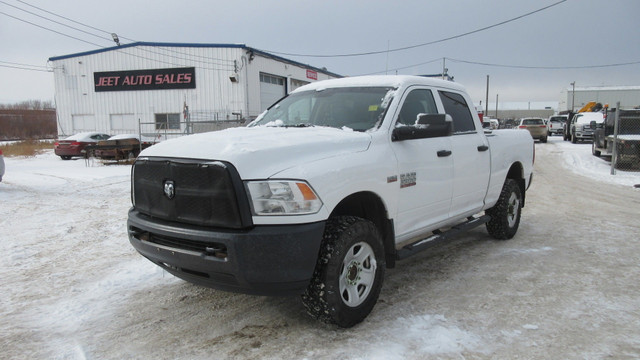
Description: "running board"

(396, 215), (491, 260)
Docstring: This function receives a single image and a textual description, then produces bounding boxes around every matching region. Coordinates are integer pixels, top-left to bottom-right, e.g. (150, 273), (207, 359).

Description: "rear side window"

(438, 91), (476, 133)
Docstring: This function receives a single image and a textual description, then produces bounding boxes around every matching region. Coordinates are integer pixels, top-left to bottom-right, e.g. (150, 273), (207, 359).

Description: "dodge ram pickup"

(127, 75), (534, 327)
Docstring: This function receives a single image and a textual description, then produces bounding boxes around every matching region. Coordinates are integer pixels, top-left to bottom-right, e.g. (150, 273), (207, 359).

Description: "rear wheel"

(486, 179), (522, 240)
(60, 155), (71, 160)
(302, 216), (386, 328)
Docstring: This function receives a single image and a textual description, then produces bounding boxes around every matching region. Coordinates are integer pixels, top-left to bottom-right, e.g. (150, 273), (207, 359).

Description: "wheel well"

(506, 162), (526, 207)
(330, 192), (396, 268)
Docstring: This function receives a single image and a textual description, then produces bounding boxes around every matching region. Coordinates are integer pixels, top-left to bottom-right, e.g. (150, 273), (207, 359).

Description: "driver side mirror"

(590, 120), (597, 129)
(392, 114), (453, 141)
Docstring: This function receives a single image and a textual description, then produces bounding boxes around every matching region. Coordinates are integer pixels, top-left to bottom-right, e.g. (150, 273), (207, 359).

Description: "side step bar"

(396, 215), (491, 260)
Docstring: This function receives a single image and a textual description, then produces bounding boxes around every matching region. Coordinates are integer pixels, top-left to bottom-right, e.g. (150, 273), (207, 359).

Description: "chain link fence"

(592, 103), (640, 172)
(138, 111), (246, 143)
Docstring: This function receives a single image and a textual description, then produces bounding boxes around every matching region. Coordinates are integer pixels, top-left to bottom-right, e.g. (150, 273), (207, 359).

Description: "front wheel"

(302, 216), (386, 328)
(486, 179), (522, 240)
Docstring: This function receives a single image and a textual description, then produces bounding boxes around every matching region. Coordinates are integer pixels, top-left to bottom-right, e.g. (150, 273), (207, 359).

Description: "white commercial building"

(49, 42), (341, 138)
(561, 85), (640, 112)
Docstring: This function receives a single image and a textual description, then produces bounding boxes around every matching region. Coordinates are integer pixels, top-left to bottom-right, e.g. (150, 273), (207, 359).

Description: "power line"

(0, 0), (112, 44)
(10, 0), (234, 65)
(14, 0), (122, 40)
(0, 60), (48, 69)
(0, 11), (104, 47)
(0, 8), (234, 70)
(0, 64), (51, 72)
(358, 57), (443, 76)
(262, 0), (567, 58)
(446, 57), (640, 70)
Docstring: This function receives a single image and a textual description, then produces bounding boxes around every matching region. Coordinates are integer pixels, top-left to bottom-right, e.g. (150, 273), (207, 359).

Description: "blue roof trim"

(48, 42), (342, 78)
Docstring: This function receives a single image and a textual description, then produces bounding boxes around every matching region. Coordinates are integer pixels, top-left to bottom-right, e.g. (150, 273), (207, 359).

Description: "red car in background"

(54, 132), (111, 160)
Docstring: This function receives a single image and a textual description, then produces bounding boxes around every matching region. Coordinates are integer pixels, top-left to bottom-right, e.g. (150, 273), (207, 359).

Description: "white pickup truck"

(127, 75), (534, 327)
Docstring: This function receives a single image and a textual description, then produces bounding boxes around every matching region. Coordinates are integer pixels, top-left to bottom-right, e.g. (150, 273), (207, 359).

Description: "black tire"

(541, 136), (548, 143)
(486, 179), (522, 240)
(60, 155), (71, 160)
(302, 216), (386, 328)
(571, 132), (577, 144)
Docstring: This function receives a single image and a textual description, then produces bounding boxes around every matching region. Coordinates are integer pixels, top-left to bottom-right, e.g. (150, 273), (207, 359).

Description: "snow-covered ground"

(1, 136), (639, 359)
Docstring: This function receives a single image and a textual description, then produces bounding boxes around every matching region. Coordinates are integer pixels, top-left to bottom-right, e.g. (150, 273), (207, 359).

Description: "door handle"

(437, 150), (452, 157)
(477, 145), (489, 152)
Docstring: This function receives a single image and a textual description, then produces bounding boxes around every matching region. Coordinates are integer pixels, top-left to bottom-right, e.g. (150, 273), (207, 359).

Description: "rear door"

(438, 90), (490, 218)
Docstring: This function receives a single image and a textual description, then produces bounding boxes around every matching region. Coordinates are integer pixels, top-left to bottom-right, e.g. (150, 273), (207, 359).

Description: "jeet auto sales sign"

(94, 67), (196, 92)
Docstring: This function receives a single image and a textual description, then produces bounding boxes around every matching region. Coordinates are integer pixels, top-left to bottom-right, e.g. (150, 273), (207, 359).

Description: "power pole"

(442, 58), (446, 80)
(570, 82), (576, 112)
(485, 75), (489, 117)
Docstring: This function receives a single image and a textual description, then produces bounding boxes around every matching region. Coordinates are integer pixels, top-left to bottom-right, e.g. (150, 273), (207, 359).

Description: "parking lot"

(1, 136), (639, 359)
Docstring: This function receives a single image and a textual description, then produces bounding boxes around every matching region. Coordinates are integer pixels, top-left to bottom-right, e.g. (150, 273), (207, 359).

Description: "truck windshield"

(249, 87), (395, 132)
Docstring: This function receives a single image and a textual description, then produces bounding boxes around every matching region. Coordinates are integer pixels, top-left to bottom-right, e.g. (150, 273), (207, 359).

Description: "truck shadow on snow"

(121, 228), (510, 327)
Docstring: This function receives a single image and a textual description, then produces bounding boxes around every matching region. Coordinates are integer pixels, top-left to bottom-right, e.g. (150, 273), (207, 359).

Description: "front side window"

(395, 89), (438, 127)
(250, 87), (395, 132)
(438, 91), (476, 133)
(155, 113), (180, 130)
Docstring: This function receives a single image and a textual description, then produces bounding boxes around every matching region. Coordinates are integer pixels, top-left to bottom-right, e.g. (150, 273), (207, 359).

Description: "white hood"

(140, 126), (372, 178)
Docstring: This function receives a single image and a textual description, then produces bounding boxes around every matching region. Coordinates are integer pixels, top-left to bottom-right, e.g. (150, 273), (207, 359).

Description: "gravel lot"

(1, 137), (639, 359)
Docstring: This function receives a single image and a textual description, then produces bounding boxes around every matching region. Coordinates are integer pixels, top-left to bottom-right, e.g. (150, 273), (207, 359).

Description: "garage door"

(260, 73), (286, 111)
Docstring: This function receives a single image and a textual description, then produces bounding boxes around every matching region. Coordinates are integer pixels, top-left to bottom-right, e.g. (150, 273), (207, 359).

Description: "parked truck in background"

(548, 115), (567, 136)
(569, 112), (605, 143)
(592, 108), (640, 169)
(127, 75), (534, 327)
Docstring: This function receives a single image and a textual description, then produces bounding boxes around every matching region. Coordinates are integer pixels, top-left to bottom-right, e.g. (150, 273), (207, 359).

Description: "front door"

(390, 88), (453, 243)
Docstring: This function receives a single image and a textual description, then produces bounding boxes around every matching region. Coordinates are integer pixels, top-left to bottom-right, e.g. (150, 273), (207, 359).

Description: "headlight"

(245, 180), (323, 215)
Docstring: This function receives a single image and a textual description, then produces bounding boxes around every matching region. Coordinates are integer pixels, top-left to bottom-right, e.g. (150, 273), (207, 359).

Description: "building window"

(260, 73), (285, 85)
(155, 113), (180, 130)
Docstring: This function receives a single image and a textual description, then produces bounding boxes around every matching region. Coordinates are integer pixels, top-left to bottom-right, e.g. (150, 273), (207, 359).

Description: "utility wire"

(14, 0), (126, 40)
(0, 0), (113, 43)
(10, 0), (234, 65)
(0, 63), (51, 72)
(446, 57), (640, 69)
(0, 7), (234, 70)
(359, 57), (443, 76)
(0, 60), (48, 69)
(0, 11), (104, 47)
(263, 0), (567, 58)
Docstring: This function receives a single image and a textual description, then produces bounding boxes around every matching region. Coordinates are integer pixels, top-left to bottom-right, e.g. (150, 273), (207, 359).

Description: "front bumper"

(127, 209), (325, 296)
(575, 129), (595, 139)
